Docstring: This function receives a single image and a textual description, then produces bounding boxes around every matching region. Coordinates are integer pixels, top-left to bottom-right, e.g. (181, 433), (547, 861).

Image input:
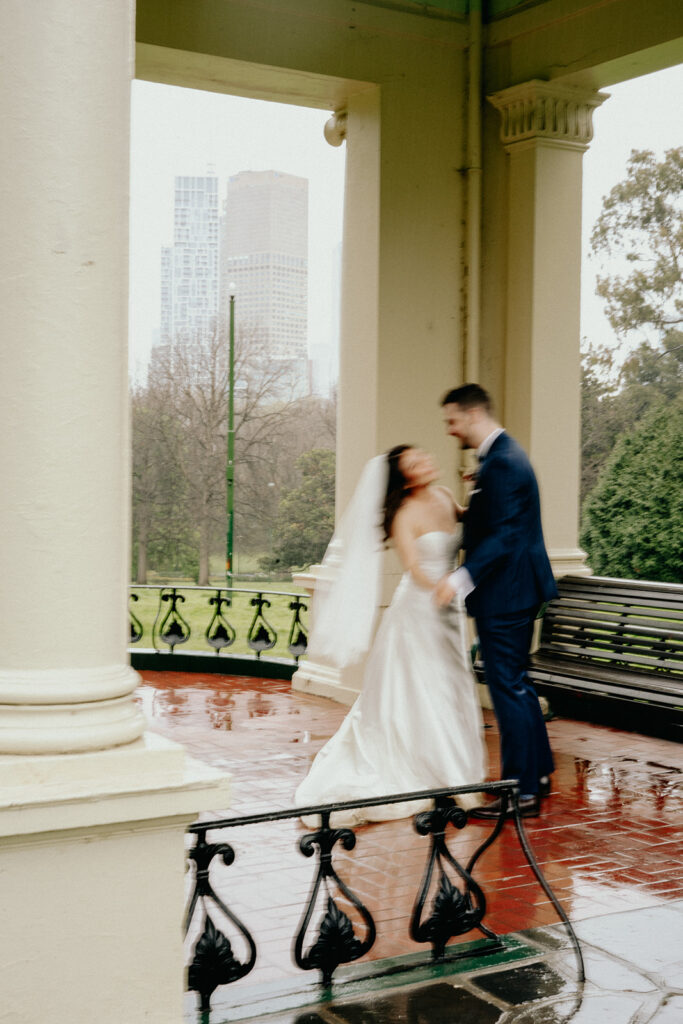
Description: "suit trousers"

(476, 607), (554, 796)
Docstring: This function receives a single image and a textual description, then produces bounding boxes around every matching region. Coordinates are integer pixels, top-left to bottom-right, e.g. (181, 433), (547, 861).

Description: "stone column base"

(549, 547), (591, 578)
(0, 733), (231, 1024)
(291, 660), (361, 706)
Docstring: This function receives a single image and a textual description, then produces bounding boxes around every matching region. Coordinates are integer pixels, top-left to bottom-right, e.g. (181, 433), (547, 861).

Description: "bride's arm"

(392, 510), (435, 591)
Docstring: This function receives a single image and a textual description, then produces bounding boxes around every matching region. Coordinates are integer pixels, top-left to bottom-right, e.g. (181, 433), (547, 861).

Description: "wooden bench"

(528, 575), (683, 733)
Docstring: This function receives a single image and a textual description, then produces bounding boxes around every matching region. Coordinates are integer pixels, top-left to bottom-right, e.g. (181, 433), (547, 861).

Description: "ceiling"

(359, 0), (552, 21)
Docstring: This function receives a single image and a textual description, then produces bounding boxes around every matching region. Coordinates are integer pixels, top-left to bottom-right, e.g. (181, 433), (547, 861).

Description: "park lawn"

(129, 580), (308, 661)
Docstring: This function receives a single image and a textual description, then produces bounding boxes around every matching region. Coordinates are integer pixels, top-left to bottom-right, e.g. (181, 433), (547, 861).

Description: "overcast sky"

(129, 61), (683, 381)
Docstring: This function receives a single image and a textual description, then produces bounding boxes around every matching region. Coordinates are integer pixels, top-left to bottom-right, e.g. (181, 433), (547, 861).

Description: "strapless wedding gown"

(295, 530), (486, 825)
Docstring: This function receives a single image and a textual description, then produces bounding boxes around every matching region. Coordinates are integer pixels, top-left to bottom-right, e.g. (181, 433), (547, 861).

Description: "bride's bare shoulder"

(433, 484), (456, 507)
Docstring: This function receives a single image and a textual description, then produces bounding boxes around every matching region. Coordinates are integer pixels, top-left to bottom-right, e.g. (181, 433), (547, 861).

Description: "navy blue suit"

(463, 432), (556, 795)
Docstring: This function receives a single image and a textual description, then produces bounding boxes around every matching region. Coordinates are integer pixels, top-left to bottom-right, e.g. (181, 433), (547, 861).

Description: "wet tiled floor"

(135, 671), (683, 1020)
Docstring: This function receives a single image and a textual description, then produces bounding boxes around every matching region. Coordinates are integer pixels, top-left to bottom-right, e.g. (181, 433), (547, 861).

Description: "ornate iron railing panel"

(128, 584), (308, 664)
(184, 781), (584, 1016)
(294, 811), (377, 986)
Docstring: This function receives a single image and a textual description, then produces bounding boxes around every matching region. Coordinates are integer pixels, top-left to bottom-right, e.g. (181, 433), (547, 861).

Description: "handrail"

(185, 779), (585, 1015)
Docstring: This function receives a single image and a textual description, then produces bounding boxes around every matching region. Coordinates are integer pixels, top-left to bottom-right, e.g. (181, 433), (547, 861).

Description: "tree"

(580, 397), (683, 583)
(131, 385), (197, 582)
(580, 336), (683, 502)
(144, 324), (305, 583)
(264, 449), (335, 571)
(132, 325), (337, 582)
(581, 147), (683, 505)
(591, 147), (683, 352)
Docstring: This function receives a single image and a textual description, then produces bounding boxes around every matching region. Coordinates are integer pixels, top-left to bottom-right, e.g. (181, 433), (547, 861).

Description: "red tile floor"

(136, 671), (683, 988)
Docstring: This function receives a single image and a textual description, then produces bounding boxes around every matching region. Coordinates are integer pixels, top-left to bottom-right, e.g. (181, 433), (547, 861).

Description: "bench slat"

(543, 618), (683, 644)
(559, 575), (683, 596)
(529, 670), (683, 709)
(539, 643), (682, 673)
(543, 630), (683, 658)
(548, 599), (683, 621)
(530, 652), (683, 693)
(555, 589), (683, 612)
(546, 600), (683, 619)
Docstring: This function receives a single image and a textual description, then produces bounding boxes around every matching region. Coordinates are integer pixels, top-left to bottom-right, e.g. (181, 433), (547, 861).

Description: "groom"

(435, 384), (556, 819)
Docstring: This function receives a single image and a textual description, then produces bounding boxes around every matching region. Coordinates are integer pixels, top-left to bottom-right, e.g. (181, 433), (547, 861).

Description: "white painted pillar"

(488, 81), (607, 576)
(294, 72), (465, 703)
(0, 0), (144, 752)
(0, 7), (232, 1022)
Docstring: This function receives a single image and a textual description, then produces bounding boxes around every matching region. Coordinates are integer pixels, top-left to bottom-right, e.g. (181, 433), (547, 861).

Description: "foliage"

(582, 147), (683, 506)
(580, 397), (683, 583)
(580, 336), (683, 501)
(131, 324), (336, 583)
(590, 147), (683, 351)
(131, 387), (198, 580)
(262, 449), (335, 571)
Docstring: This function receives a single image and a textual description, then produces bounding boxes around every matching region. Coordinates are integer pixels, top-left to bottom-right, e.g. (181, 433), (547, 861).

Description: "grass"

(128, 579), (308, 660)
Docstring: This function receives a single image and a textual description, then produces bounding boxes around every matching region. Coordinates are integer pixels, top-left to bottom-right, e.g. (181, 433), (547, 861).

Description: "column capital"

(488, 80), (608, 152)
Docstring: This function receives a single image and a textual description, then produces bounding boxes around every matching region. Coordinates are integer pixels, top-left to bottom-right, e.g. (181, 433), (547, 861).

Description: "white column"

(293, 90), (383, 704)
(0, 7), (232, 1022)
(0, 0), (144, 752)
(488, 81), (607, 576)
(294, 69), (465, 703)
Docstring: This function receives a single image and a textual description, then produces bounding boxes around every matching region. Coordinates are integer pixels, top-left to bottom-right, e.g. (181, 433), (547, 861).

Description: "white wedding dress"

(295, 530), (486, 826)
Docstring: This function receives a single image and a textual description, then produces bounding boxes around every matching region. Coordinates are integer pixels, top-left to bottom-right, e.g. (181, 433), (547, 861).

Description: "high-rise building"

(220, 170), (308, 362)
(160, 175), (219, 344)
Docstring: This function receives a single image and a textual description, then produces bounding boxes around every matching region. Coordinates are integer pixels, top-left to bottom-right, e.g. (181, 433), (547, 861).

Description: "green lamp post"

(226, 283), (236, 586)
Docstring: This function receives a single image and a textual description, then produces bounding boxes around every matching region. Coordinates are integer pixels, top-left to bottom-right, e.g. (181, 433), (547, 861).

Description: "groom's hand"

(434, 575), (457, 607)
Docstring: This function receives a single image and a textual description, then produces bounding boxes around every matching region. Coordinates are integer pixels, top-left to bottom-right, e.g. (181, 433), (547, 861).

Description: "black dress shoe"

(539, 776), (552, 797)
(469, 795), (541, 821)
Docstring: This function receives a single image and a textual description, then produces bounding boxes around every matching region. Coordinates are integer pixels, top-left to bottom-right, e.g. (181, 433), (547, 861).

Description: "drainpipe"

(465, 0), (482, 383)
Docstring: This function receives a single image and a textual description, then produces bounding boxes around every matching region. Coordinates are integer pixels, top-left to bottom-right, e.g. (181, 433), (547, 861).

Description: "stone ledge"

(0, 731), (231, 839)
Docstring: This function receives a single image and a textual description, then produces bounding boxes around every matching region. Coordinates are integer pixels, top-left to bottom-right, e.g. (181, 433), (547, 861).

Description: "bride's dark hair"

(382, 444), (413, 541)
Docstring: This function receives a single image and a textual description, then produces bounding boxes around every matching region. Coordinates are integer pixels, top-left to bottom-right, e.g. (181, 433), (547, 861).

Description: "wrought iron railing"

(185, 780), (584, 1016)
(128, 585), (308, 663)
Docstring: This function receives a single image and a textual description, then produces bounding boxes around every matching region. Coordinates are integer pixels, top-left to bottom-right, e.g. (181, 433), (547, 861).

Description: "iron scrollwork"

(129, 592), (143, 645)
(287, 597), (308, 661)
(185, 830), (257, 1014)
(247, 593), (277, 658)
(294, 811), (377, 987)
(411, 797), (501, 960)
(206, 589), (237, 654)
(153, 588), (191, 653)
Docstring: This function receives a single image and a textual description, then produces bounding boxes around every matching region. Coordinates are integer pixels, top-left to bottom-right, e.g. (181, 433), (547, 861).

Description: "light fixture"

(323, 110), (348, 148)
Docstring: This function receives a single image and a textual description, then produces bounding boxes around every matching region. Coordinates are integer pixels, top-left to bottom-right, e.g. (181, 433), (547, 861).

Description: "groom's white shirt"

(448, 428), (505, 601)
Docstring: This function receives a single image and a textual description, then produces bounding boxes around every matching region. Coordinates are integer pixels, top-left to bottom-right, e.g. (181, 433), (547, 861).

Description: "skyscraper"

(220, 170), (308, 362)
(160, 174), (219, 344)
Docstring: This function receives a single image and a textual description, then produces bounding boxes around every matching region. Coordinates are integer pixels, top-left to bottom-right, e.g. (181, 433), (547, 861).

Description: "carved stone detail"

(488, 80), (608, 151)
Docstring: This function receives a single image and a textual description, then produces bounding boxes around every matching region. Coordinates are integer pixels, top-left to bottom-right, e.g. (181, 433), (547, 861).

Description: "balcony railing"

(185, 780), (584, 1017)
(128, 584), (308, 667)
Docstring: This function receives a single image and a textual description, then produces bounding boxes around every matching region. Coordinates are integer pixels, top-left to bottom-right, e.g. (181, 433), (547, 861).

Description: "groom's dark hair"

(441, 383), (492, 412)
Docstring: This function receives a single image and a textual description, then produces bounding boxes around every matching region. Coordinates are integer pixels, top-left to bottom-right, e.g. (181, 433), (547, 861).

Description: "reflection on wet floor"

(136, 670), (683, 993)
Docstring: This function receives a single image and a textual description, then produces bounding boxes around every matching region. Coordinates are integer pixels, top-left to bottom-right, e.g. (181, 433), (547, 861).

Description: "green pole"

(226, 287), (235, 586)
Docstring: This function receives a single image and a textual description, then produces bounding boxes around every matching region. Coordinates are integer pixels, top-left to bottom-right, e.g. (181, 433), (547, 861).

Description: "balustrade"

(128, 585), (308, 665)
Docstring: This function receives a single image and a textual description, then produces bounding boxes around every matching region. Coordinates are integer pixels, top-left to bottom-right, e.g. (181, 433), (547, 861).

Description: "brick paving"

(135, 670), (683, 993)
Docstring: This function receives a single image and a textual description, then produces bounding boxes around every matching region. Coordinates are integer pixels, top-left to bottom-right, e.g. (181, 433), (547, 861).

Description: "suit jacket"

(463, 432), (557, 619)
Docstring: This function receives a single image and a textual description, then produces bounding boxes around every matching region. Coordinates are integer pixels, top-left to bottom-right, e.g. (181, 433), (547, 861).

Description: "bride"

(294, 444), (486, 825)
